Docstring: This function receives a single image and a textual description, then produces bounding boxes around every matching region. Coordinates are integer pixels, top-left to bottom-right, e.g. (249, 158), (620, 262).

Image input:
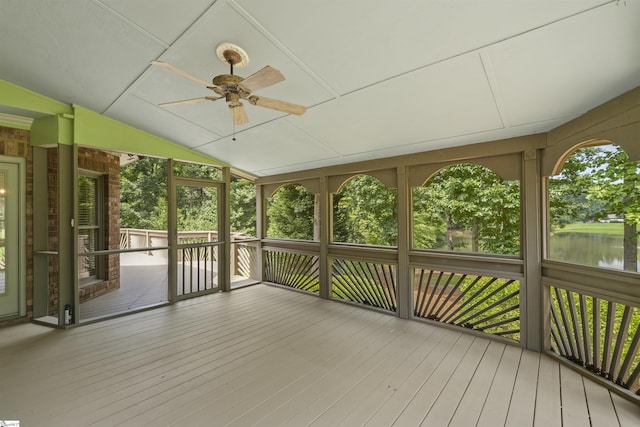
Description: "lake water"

(549, 232), (640, 271)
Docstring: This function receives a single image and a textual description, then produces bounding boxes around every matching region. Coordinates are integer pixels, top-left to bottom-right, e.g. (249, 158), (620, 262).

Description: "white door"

(0, 162), (21, 317)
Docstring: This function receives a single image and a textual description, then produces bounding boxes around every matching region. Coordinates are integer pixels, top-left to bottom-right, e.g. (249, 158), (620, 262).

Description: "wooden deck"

(2, 284), (639, 426)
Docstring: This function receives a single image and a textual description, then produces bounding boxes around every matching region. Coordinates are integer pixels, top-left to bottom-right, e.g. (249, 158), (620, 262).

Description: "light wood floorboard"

(1, 284), (639, 426)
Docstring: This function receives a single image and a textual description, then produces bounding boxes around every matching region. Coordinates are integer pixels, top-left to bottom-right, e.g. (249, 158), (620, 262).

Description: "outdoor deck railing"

(119, 228), (259, 289)
(331, 257), (397, 312)
(412, 268), (520, 341)
(263, 244), (320, 295)
(543, 260), (640, 396)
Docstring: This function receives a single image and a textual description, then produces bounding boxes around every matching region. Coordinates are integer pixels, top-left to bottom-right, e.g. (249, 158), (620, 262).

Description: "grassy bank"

(553, 222), (623, 235)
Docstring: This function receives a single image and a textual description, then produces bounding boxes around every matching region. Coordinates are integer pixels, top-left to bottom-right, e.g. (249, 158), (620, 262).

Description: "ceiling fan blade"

(151, 60), (218, 89)
(159, 96), (222, 107)
(238, 66), (285, 93)
(230, 104), (249, 125)
(248, 95), (306, 115)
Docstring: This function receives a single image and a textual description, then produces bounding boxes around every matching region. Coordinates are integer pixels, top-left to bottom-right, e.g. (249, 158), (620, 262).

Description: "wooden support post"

(256, 184), (265, 283)
(319, 176), (330, 299)
(57, 143), (77, 326)
(523, 149), (543, 351)
(167, 159), (177, 303)
(396, 166), (411, 319)
(221, 167), (231, 292)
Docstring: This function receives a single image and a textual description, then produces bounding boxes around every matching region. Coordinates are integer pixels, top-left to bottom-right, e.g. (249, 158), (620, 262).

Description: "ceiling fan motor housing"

(212, 74), (250, 98)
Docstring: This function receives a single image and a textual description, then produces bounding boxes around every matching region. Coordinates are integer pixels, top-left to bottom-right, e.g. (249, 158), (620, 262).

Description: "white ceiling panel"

(488, 1), (640, 127)
(0, 0), (165, 113)
(196, 119), (339, 173)
(293, 53), (503, 156)
(105, 94), (222, 148)
(97, 0), (216, 45)
(237, 0), (608, 95)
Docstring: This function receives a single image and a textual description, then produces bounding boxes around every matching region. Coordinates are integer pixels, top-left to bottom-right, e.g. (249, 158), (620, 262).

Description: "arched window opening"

(412, 163), (520, 255)
(266, 183), (316, 241)
(548, 143), (639, 272)
(332, 175), (397, 246)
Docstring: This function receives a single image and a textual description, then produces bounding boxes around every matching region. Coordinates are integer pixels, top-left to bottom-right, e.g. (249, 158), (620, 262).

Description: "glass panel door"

(175, 180), (221, 298)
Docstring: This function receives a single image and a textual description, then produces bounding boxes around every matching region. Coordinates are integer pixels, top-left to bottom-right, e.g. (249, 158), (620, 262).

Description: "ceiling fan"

(151, 43), (306, 126)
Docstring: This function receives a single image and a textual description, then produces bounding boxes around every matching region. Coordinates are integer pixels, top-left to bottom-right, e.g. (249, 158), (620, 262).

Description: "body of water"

(549, 232), (640, 271)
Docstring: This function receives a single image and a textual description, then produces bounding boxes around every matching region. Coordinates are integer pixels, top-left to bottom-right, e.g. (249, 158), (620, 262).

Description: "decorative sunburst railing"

(331, 258), (397, 312)
(264, 249), (320, 295)
(549, 285), (640, 393)
(412, 268), (520, 341)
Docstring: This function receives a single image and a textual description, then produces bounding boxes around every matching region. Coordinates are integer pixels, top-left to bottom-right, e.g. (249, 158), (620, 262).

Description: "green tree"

(120, 157), (168, 229)
(333, 175), (397, 246)
(266, 184), (315, 240)
(548, 147), (603, 230)
(549, 144), (640, 272)
(413, 164), (520, 255)
(588, 145), (640, 272)
(230, 176), (256, 237)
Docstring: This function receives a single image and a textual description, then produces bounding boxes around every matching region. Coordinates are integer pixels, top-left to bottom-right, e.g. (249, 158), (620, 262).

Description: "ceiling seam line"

(478, 50), (508, 129)
(336, 0), (619, 99)
(91, 0), (171, 48)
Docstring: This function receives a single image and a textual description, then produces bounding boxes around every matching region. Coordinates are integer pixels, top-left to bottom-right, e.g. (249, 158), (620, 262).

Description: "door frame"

(170, 174), (224, 302)
(0, 155), (26, 319)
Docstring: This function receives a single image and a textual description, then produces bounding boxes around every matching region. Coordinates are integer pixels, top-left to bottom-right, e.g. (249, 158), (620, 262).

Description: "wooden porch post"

(58, 143), (77, 325)
(256, 184), (265, 283)
(221, 167), (231, 292)
(167, 158), (177, 303)
(319, 176), (330, 299)
(396, 166), (411, 319)
(522, 149), (543, 351)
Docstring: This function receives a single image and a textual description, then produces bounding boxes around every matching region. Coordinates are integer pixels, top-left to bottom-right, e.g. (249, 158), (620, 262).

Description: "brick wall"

(76, 147), (121, 303)
(0, 126), (33, 327)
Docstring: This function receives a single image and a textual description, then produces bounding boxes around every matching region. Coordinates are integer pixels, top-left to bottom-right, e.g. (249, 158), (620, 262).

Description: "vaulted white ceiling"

(1, 0), (638, 177)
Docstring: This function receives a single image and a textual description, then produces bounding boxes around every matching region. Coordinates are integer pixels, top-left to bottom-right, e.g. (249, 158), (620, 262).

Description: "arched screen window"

(332, 175), (397, 246)
(412, 163), (520, 255)
(548, 143), (639, 272)
(266, 183), (316, 241)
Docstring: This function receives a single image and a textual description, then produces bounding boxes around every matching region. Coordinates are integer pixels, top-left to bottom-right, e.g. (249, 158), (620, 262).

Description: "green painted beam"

(73, 105), (229, 167)
(1, 78), (238, 170)
(31, 115), (73, 146)
(0, 79), (72, 116)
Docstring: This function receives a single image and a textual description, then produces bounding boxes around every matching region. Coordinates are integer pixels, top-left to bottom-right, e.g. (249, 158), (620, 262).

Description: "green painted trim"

(0, 120), (30, 130)
(31, 115), (73, 146)
(73, 105), (229, 166)
(0, 79), (72, 115)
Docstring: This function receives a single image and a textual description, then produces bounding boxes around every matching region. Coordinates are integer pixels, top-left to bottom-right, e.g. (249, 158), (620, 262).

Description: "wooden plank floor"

(1, 284), (639, 426)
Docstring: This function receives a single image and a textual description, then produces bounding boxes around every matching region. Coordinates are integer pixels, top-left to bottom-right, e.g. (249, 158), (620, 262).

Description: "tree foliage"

(333, 175), (397, 246)
(120, 158), (257, 236)
(550, 144), (639, 271)
(413, 164), (520, 255)
(120, 157), (168, 230)
(230, 176), (256, 237)
(266, 184), (315, 240)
